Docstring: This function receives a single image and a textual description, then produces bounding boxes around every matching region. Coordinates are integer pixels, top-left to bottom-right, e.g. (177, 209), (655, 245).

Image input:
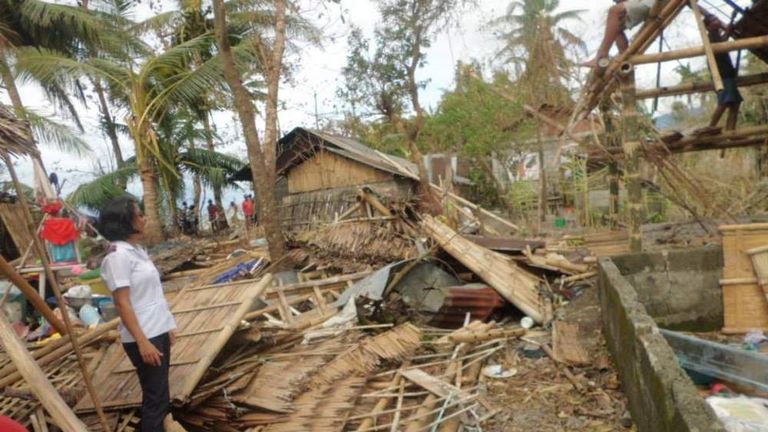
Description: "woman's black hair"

(98, 196), (139, 241)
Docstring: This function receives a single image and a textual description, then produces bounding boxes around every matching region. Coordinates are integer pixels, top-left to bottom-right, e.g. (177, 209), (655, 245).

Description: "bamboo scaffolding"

(568, 0), (689, 128)
(620, 64), (643, 252)
(630, 34), (768, 65)
(636, 72), (768, 99)
(690, 0), (724, 91)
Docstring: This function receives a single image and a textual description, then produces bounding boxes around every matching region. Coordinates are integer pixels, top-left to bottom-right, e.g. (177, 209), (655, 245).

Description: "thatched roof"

(0, 104), (36, 157)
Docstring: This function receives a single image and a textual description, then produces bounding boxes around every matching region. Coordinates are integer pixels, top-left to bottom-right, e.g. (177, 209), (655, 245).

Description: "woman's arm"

(113, 288), (163, 366)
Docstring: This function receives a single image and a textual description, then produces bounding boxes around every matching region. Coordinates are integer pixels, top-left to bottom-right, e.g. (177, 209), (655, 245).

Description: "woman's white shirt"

(101, 241), (176, 343)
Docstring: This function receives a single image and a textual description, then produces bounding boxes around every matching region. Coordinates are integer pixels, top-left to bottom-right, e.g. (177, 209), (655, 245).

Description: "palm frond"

(66, 163), (137, 211)
(132, 10), (180, 36)
(18, 0), (126, 55)
(24, 110), (91, 155)
(14, 47), (128, 92)
(178, 148), (245, 189)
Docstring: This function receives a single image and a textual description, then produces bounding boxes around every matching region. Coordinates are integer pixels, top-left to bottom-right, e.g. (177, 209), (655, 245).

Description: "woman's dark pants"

(123, 333), (171, 432)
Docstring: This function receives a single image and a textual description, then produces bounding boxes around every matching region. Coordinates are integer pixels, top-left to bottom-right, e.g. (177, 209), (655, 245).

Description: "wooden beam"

(630, 34), (768, 65)
(0, 311), (89, 432)
(636, 72), (768, 99)
(690, 0), (724, 92)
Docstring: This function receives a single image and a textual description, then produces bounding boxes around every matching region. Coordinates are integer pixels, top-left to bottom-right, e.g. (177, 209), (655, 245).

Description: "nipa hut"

(234, 127), (420, 229)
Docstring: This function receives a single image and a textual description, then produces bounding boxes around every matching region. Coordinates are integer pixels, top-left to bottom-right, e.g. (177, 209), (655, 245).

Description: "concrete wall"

(610, 246), (723, 331)
(599, 258), (726, 432)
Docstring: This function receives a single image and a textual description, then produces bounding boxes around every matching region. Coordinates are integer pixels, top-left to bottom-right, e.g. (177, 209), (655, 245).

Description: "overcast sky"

(0, 0), (746, 204)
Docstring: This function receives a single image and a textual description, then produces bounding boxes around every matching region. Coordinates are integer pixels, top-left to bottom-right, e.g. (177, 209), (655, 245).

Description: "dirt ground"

(481, 280), (634, 432)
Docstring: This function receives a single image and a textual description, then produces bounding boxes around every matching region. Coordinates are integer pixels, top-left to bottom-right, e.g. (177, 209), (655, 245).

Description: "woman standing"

(98, 197), (176, 431)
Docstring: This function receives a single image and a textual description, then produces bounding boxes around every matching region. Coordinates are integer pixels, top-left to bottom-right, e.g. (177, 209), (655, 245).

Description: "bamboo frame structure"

(619, 64), (643, 252)
(629, 34), (768, 65)
(690, 0), (724, 92)
(635, 71), (768, 99)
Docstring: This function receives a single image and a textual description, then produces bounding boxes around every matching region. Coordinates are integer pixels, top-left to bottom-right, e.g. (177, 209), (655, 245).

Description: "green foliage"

(420, 66), (530, 156)
(490, 0), (584, 105)
(67, 163), (138, 211)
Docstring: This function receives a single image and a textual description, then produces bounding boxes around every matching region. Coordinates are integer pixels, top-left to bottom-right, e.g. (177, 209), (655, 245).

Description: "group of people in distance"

(583, 0), (742, 131)
(179, 194), (257, 236)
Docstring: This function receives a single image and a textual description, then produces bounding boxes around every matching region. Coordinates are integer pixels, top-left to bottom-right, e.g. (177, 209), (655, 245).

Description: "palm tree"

(16, 31), (229, 244)
(491, 0), (585, 106)
(0, 0), (126, 149)
(68, 147), (243, 215)
(491, 0), (585, 223)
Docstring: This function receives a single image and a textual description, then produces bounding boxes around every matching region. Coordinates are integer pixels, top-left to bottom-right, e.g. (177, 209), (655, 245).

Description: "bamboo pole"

(0, 310), (89, 432)
(374, 149), (520, 232)
(690, 0), (724, 91)
(630, 34), (768, 65)
(428, 184), (520, 232)
(1, 153), (111, 432)
(357, 188), (394, 217)
(0, 254), (66, 334)
(619, 64), (643, 253)
(636, 72), (768, 99)
(590, 125), (768, 161)
(0, 320), (119, 388)
(601, 105), (621, 231)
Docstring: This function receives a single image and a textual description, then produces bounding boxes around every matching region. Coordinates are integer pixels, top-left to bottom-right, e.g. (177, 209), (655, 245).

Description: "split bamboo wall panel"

(280, 180), (414, 229)
(287, 150), (392, 194)
(720, 223), (768, 333)
(0, 203), (34, 258)
(75, 275), (272, 411)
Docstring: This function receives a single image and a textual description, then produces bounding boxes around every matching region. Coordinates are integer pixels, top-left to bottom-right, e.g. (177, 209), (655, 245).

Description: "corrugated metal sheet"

(427, 285), (506, 328)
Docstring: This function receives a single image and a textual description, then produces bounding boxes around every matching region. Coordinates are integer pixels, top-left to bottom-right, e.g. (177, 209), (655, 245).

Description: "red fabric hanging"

(41, 201), (63, 215)
(40, 217), (79, 245)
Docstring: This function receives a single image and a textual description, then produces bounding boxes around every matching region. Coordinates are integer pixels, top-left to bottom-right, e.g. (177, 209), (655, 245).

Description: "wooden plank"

(400, 368), (472, 400)
(421, 215), (548, 323)
(552, 322), (590, 366)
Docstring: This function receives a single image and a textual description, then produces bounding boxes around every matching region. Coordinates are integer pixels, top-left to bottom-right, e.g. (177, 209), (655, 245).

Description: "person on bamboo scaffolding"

(581, 0), (654, 68)
(98, 197), (177, 431)
(704, 14), (742, 131)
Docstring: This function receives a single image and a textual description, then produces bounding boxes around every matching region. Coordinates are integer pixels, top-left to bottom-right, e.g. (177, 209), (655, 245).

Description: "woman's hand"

(138, 340), (163, 367)
(169, 330), (177, 346)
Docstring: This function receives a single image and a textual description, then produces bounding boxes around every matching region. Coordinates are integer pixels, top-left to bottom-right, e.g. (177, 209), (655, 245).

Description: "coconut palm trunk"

(212, 0), (286, 261)
(201, 112), (227, 228)
(137, 154), (164, 244)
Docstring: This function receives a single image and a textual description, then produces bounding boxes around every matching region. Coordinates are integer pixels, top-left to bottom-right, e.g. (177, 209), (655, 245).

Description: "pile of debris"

(0, 201), (626, 431)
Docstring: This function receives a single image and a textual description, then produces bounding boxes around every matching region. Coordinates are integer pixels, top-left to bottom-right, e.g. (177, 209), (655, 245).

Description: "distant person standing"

(187, 204), (198, 235)
(207, 199), (220, 232)
(242, 194), (254, 226)
(228, 201), (240, 225)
